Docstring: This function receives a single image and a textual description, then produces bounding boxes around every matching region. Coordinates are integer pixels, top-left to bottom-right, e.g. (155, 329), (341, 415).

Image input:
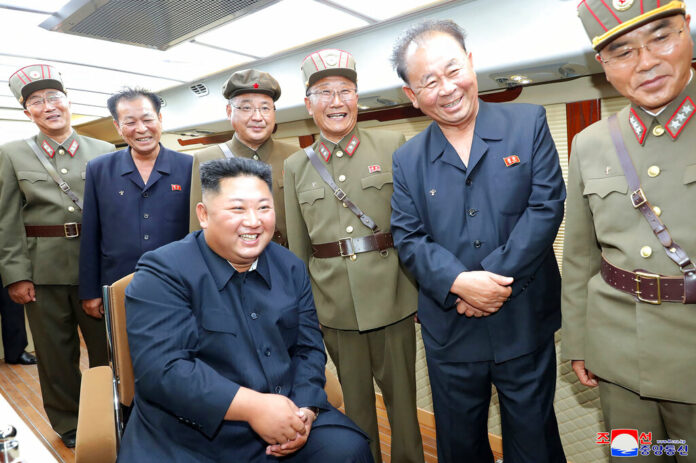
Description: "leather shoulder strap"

(25, 138), (83, 211)
(218, 142), (234, 159)
(607, 115), (693, 271)
(304, 146), (379, 233)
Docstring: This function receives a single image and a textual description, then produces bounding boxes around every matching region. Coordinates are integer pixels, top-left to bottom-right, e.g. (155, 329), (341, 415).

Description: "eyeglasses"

(26, 93), (65, 108)
(599, 26), (685, 68)
(307, 88), (357, 102)
(231, 104), (274, 116)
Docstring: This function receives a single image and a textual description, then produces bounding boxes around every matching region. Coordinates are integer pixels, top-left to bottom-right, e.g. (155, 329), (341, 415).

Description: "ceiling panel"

(195, 0), (368, 58)
(328, 0), (444, 21)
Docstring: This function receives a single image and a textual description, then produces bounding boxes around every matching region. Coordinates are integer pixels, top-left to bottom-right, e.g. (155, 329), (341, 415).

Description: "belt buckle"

(631, 188), (647, 208)
(634, 270), (661, 304)
(338, 237), (355, 258)
(63, 222), (79, 239)
(334, 188), (347, 201)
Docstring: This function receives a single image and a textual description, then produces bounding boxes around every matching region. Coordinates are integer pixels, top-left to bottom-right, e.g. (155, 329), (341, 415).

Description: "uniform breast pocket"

(583, 176), (628, 198)
(361, 172), (393, 190)
(198, 309), (239, 361)
(583, 176), (631, 227)
(298, 187), (325, 206)
(17, 170), (49, 203)
(276, 305), (299, 348)
(683, 164), (696, 186)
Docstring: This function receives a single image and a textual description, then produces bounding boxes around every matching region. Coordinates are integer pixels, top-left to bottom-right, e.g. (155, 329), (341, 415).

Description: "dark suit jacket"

(118, 231), (361, 462)
(391, 101), (565, 363)
(79, 145), (191, 299)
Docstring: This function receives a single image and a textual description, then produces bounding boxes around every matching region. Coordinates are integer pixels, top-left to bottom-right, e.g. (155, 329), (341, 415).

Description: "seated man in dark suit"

(118, 157), (372, 462)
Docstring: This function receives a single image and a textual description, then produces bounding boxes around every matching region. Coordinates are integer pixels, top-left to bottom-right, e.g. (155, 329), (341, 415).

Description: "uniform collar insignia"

(41, 140), (55, 158)
(318, 142), (331, 162)
(628, 108), (647, 145)
(665, 96), (694, 139)
(67, 139), (79, 157)
(344, 135), (360, 156)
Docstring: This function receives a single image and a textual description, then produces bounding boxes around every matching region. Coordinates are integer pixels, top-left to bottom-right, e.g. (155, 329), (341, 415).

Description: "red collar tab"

(344, 135), (360, 156)
(629, 108), (647, 145)
(318, 142), (331, 162)
(503, 155), (520, 167)
(666, 96), (695, 139)
(41, 140), (55, 158)
(67, 139), (79, 157)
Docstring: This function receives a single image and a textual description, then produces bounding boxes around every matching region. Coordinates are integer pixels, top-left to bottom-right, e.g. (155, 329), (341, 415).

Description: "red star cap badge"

(253, 83), (259, 88)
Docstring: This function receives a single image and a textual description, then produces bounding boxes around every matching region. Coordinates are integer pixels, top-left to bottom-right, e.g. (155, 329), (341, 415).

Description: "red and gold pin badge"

(171, 184), (182, 191)
(368, 164), (381, 173)
(503, 155), (520, 167)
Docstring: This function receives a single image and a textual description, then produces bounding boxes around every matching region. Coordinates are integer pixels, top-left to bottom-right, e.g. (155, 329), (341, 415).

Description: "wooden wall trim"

(566, 99), (601, 158)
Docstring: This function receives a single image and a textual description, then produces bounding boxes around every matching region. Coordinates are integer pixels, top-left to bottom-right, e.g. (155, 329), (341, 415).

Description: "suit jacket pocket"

(298, 187), (325, 205)
(682, 164), (696, 185)
(200, 309), (237, 335)
(361, 172), (393, 190)
(583, 176), (628, 198)
(17, 171), (49, 183)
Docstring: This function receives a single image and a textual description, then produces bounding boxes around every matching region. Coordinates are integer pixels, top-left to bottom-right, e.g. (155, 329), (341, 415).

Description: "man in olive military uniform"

(563, 1), (696, 458)
(284, 49), (424, 463)
(0, 65), (113, 448)
(189, 69), (296, 245)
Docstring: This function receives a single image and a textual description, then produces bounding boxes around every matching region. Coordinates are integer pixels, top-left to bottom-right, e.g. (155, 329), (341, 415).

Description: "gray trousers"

(322, 315), (424, 463)
(600, 380), (696, 462)
(25, 285), (108, 434)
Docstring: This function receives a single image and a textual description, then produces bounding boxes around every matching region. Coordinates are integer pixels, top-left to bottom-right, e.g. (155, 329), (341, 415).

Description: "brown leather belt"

(25, 223), (81, 238)
(312, 232), (393, 258)
(601, 257), (696, 304)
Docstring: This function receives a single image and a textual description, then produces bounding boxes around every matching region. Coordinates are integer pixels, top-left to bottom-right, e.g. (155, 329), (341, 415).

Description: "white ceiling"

(0, 0), (444, 142)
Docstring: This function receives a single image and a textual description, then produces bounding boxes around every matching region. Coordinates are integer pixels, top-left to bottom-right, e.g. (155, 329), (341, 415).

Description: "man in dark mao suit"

(118, 158), (371, 462)
(390, 21), (566, 462)
(79, 88), (191, 317)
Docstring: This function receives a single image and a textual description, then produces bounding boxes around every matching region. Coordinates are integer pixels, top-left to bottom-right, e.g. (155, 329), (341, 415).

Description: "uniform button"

(144, 234), (150, 240)
(58, 149), (65, 155)
(143, 192), (149, 197)
(647, 165), (660, 177)
(250, 312), (258, 320)
(473, 240), (482, 248)
(346, 226), (353, 233)
(264, 349), (271, 357)
(252, 154), (259, 160)
(468, 209), (478, 217)
(275, 386), (282, 393)
(342, 202), (348, 208)
(640, 246), (652, 258)
(652, 125), (665, 137)
(143, 213), (149, 219)
(68, 206), (75, 212)
(350, 254), (357, 262)
(338, 175), (346, 182)
(336, 151), (344, 158)
(465, 178), (472, 186)
(652, 206), (662, 216)
(60, 168), (68, 174)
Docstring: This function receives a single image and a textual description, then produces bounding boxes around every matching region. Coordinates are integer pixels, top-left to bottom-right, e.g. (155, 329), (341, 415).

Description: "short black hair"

(391, 20), (468, 85)
(200, 157), (273, 197)
(107, 87), (162, 122)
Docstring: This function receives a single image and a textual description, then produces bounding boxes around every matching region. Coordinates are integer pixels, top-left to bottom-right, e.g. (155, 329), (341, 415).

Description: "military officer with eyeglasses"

(563, 1), (696, 456)
(189, 69), (296, 246)
(284, 49), (424, 463)
(0, 65), (114, 448)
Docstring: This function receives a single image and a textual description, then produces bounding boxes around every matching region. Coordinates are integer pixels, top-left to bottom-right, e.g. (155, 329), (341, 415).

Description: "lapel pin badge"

(503, 155), (520, 167)
(171, 184), (182, 191)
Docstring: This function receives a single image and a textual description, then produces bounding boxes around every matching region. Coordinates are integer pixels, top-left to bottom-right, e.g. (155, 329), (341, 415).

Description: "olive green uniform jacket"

(284, 127), (417, 331)
(189, 136), (296, 244)
(0, 131), (115, 286)
(562, 78), (696, 404)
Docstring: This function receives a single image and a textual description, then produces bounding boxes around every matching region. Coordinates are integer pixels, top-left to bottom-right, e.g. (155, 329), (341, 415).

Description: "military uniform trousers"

(322, 315), (424, 463)
(425, 335), (565, 463)
(25, 284), (108, 434)
(599, 380), (696, 463)
(0, 277), (28, 362)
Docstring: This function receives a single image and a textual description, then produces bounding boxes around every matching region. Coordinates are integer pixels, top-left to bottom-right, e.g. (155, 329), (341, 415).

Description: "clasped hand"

(451, 271), (513, 317)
